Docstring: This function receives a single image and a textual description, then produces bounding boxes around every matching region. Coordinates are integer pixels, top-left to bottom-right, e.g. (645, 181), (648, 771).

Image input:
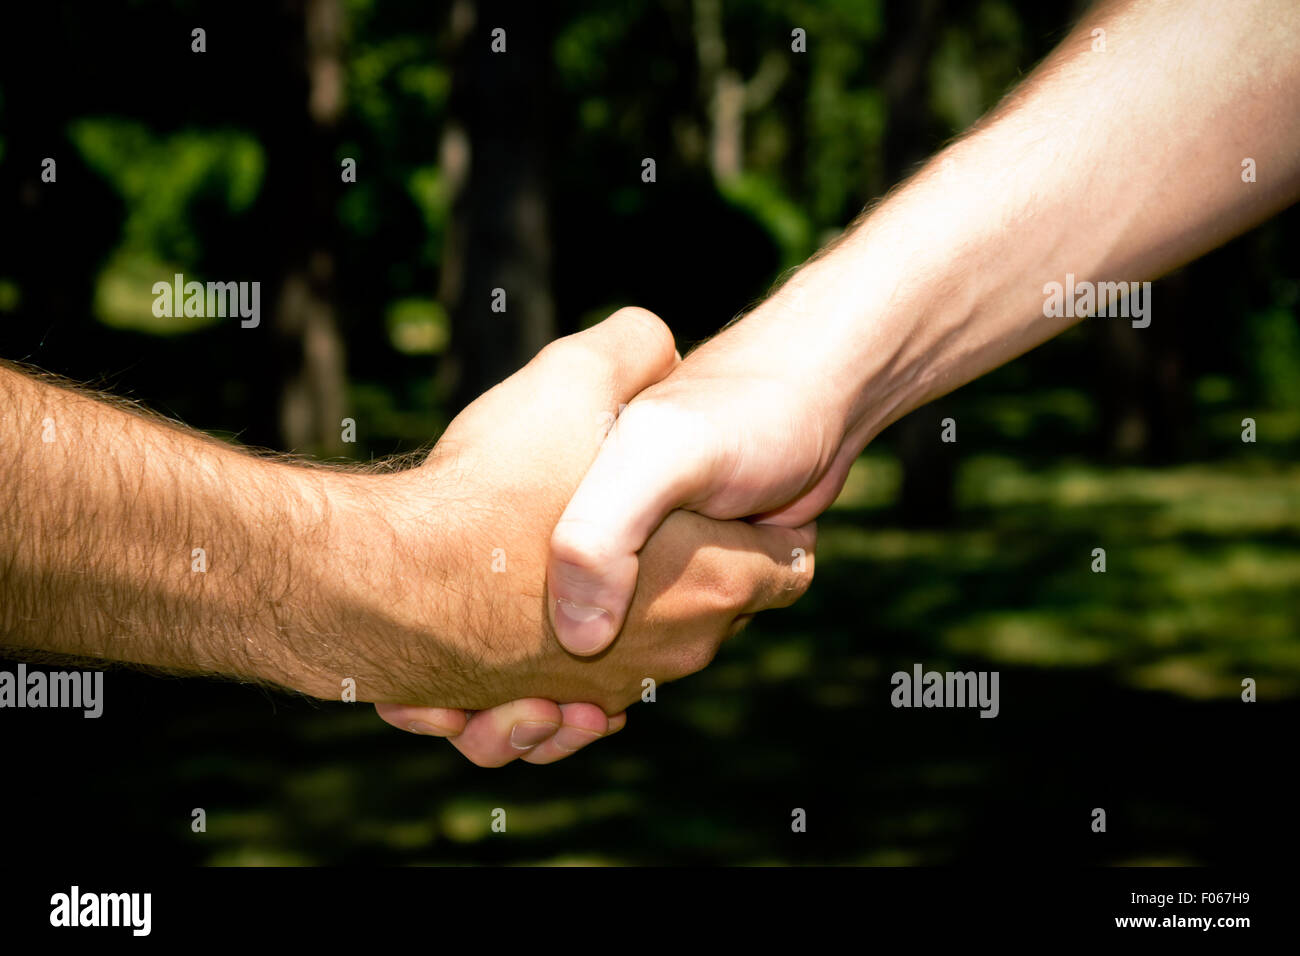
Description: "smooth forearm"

(747, 0), (1300, 450)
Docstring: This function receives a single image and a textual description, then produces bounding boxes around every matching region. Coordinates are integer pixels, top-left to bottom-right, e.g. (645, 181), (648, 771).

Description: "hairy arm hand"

(0, 360), (614, 765)
(1, 307), (812, 767)
(546, 0), (1300, 655)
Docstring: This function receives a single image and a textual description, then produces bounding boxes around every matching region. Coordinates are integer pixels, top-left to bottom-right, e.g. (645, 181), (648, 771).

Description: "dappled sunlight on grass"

(525, 854), (623, 866)
(206, 847), (314, 867)
(439, 792), (638, 843)
(945, 615), (1114, 667)
(819, 453), (1300, 700)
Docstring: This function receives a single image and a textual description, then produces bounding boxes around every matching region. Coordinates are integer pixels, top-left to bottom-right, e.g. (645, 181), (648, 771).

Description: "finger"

(736, 520), (818, 611)
(377, 699), (563, 768)
(548, 397), (708, 656)
(446, 699), (564, 768)
(519, 703), (623, 765)
(532, 306), (678, 408)
(645, 513), (814, 632)
(540, 307), (695, 658)
(374, 703), (469, 738)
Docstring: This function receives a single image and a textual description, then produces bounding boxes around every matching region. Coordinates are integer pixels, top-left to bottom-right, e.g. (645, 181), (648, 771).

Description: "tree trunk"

(1092, 272), (1188, 462)
(264, 0), (348, 457)
(440, 0), (556, 415)
(880, 0), (953, 526)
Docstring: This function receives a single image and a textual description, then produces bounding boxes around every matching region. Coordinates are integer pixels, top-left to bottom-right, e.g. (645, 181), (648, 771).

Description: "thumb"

(548, 392), (713, 656)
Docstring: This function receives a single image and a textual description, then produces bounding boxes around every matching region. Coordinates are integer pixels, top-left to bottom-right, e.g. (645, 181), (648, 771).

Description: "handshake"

(316, 305), (827, 767)
(5, 0), (1297, 767)
(0, 302), (839, 769)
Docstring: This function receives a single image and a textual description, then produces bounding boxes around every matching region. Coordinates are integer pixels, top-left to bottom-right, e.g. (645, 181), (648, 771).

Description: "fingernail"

(510, 720), (559, 751)
(553, 598), (613, 654)
(408, 720), (454, 737)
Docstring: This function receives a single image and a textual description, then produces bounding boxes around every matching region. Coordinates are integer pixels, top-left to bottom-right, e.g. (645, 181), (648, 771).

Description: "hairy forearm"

(750, 0), (1300, 448)
(0, 361), (452, 701)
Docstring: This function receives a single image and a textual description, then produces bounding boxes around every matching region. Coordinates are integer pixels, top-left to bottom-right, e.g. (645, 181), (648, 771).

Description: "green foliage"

(717, 172), (814, 268)
(69, 118), (264, 333)
(802, 18), (887, 224)
(405, 165), (451, 271)
(554, 1), (647, 89)
(70, 119), (263, 256)
(347, 34), (449, 141)
(1244, 302), (1300, 406)
(929, 0), (1026, 131)
(385, 297), (449, 355)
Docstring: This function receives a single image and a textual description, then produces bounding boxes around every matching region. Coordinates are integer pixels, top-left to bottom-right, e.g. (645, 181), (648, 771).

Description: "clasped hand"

(333, 308), (818, 765)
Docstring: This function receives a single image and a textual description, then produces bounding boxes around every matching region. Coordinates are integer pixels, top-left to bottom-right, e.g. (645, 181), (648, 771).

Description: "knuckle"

(550, 518), (619, 573)
(534, 336), (568, 365)
(771, 551), (814, 607)
(537, 334), (607, 376)
(611, 306), (675, 358)
(794, 549), (815, 590)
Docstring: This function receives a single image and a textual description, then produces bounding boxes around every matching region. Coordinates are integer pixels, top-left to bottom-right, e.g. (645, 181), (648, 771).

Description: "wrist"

(753, 157), (997, 452)
(281, 464), (467, 704)
(747, 252), (934, 454)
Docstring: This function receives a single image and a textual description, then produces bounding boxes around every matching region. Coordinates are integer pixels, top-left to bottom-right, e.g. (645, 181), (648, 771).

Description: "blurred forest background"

(1, 0), (1296, 865)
